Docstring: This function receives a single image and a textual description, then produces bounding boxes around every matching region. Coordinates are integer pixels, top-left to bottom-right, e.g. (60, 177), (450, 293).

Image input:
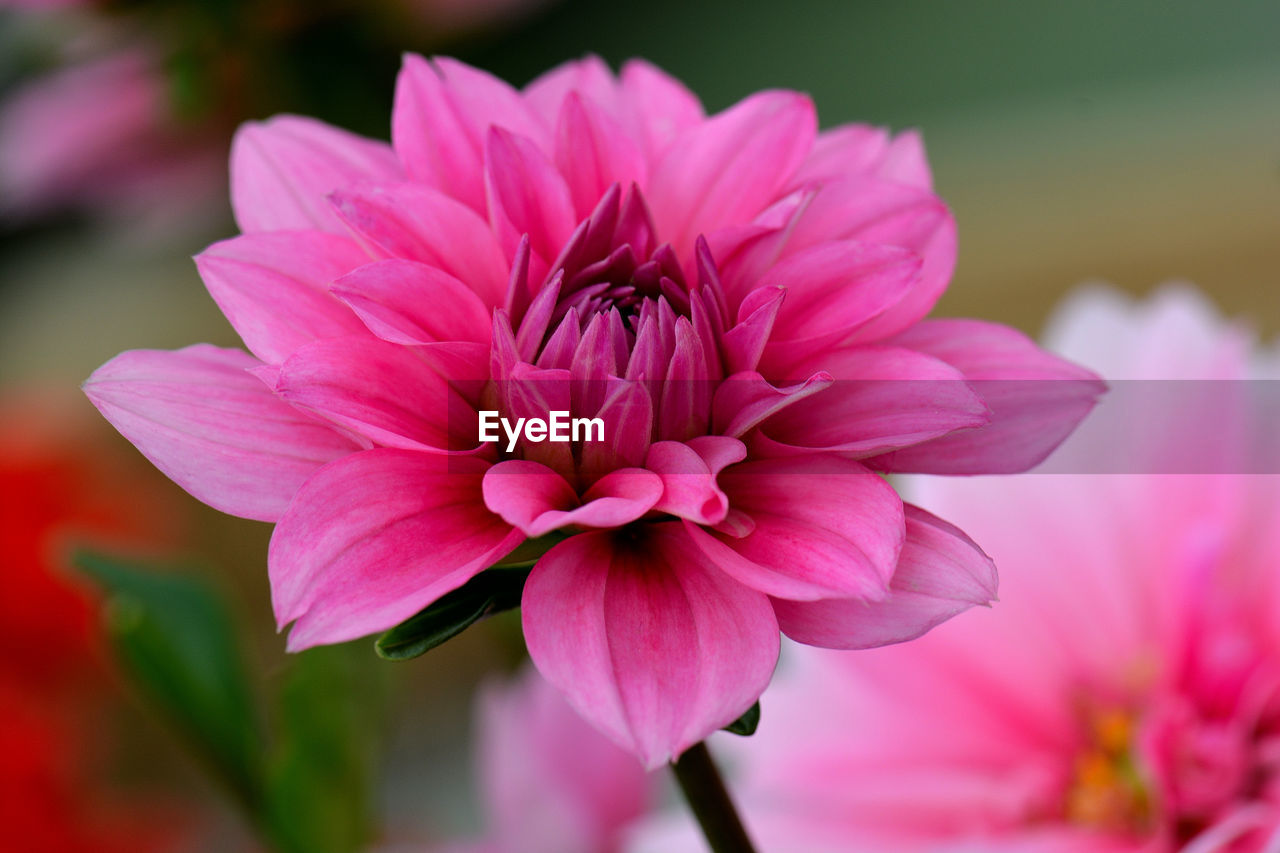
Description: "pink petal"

(878, 129), (934, 189)
(867, 320), (1106, 474)
(523, 54), (620, 127)
(711, 370), (832, 438)
(578, 376), (655, 482)
(760, 240), (922, 358)
(230, 115), (401, 234)
(786, 123), (891, 189)
(646, 91), (815, 256)
(83, 345), (356, 522)
(645, 437), (747, 525)
(768, 178), (956, 344)
(772, 503), (997, 649)
(330, 182), (509, 310)
(273, 336), (477, 453)
(721, 285), (785, 374)
(618, 59), (705, 159)
(475, 666), (653, 853)
(522, 524), (779, 768)
(330, 259), (491, 345)
(268, 449), (521, 649)
(482, 461), (663, 537)
(757, 346), (990, 456)
(686, 455), (905, 601)
(392, 54), (547, 214)
(196, 231), (372, 363)
(555, 93), (647, 219)
(485, 127), (577, 263)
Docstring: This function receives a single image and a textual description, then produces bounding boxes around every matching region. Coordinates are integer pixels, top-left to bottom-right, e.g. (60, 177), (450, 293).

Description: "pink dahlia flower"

(0, 49), (224, 224)
(678, 286), (1280, 850)
(84, 54), (1100, 766)
(411, 666), (653, 853)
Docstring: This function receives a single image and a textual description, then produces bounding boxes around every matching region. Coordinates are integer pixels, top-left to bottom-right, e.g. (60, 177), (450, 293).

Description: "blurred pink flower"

(0, 48), (224, 224)
(691, 286), (1280, 851)
(423, 666), (653, 853)
(85, 55), (1099, 766)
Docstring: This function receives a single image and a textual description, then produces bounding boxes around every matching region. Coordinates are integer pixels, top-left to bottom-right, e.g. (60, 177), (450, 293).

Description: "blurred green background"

(1, 0), (1277, 848)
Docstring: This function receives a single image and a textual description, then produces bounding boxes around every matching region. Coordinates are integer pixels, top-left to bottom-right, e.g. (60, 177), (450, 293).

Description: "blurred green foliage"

(76, 551), (384, 853)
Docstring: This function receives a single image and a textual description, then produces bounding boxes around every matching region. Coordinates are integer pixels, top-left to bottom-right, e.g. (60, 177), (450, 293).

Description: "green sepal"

(374, 567), (530, 661)
(722, 701), (761, 737)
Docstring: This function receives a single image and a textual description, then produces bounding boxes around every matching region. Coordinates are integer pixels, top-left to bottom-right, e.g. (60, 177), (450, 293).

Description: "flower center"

(1064, 708), (1153, 834)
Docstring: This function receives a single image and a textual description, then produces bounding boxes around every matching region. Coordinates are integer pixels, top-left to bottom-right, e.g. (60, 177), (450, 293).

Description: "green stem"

(671, 741), (759, 853)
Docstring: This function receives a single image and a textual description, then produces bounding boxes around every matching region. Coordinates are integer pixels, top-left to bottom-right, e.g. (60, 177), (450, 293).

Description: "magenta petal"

(392, 54), (546, 214)
(230, 115), (400, 234)
(773, 503), (997, 649)
(330, 259), (491, 345)
(759, 346), (990, 456)
(274, 336), (476, 452)
(196, 231), (372, 363)
(269, 449), (521, 649)
(687, 455), (905, 601)
(647, 90), (815, 256)
(482, 461), (662, 537)
(867, 320), (1106, 474)
(485, 127), (577, 262)
(330, 182), (509, 310)
(711, 370), (832, 438)
(83, 345), (356, 522)
(645, 437), (746, 525)
(522, 525), (779, 768)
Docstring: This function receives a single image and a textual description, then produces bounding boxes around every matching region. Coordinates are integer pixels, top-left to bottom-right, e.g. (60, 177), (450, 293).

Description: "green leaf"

(264, 643), (383, 853)
(74, 550), (264, 811)
(722, 701), (761, 737)
(375, 567), (530, 661)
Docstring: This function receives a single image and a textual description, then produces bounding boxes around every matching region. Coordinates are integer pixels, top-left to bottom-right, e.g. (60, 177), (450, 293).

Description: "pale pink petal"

(330, 259), (491, 345)
(482, 460), (663, 537)
(475, 666), (653, 853)
(554, 93), (647, 219)
(196, 231), (372, 363)
(645, 436), (747, 525)
(522, 524), (779, 768)
(83, 344), (356, 522)
(268, 449), (521, 649)
(646, 91), (815, 255)
(330, 181), (509, 309)
(878, 129), (933, 189)
(485, 127), (577, 262)
(757, 346), (989, 456)
(393, 54), (547, 213)
(523, 55), (620, 127)
(772, 504), (997, 648)
(273, 336), (477, 452)
(230, 115), (401, 234)
(618, 59), (705, 159)
(686, 455), (904, 601)
(868, 320), (1106, 474)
